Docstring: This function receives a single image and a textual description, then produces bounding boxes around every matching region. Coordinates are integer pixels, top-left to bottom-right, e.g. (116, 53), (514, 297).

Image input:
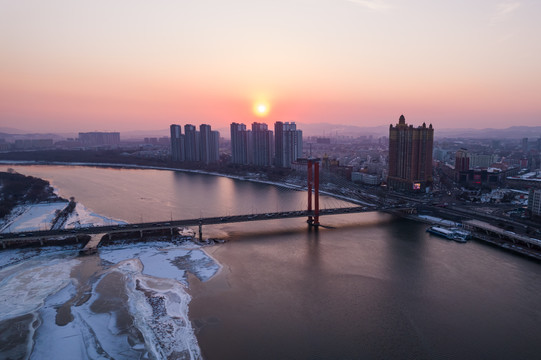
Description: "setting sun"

(253, 102), (270, 117)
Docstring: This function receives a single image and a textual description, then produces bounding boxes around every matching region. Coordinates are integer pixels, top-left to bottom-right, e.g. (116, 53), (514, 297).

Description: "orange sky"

(1, 0), (540, 132)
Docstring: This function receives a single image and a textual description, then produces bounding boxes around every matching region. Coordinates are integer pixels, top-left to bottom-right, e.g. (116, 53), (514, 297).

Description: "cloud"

(346, 0), (392, 12)
(491, 1), (520, 23)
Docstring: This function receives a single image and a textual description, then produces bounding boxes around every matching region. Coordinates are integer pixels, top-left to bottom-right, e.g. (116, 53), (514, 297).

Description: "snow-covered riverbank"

(0, 201), (126, 233)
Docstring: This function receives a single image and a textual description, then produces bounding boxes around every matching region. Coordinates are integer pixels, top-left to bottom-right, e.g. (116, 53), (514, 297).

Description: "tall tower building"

(275, 121), (284, 167)
(210, 131), (220, 163)
(388, 115), (434, 191)
(454, 148), (469, 182)
(231, 123), (248, 164)
(251, 122), (273, 167)
(199, 124), (212, 164)
(275, 121), (303, 168)
(198, 124), (219, 164)
(184, 124), (199, 162)
(522, 138), (529, 153)
(170, 124), (184, 162)
(455, 148), (469, 172)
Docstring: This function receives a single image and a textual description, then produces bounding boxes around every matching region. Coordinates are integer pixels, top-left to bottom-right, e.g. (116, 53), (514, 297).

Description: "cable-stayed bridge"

(0, 159), (413, 250)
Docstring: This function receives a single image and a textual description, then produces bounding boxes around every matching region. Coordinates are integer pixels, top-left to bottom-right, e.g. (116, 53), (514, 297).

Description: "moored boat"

(427, 226), (470, 243)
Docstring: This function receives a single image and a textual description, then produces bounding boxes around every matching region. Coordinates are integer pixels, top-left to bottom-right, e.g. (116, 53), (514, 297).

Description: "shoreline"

(0, 159), (306, 189)
(0, 160), (375, 206)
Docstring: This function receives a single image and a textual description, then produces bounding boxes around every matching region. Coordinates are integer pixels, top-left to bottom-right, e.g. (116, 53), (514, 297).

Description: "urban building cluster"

(170, 124), (220, 164)
(431, 130), (541, 220)
(230, 121), (303, 168)
(2, 114), (540, 221)
(300, 135), (388, 186)
(0, 132), (122, 150)
(78, 132), (120, 146)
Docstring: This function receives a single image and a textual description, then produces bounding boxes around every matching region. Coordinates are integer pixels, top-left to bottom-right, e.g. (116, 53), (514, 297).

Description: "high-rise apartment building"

(522, 138), (529, 153)
(455, 149), (469, 171)
(199, 124), (211, 164)
(231, 123), (248, 164)
(388, 115), (434, 191)
(170, 123), (219, 163)
(210, 131), (220, 163)
(275, 122), (284, 166)
(198, 124), (219, 164)
(170, 124), (184, 162)
(184, 124), (199, 162)
(275, 121), (303, 168)
(251, 122), (273, 167)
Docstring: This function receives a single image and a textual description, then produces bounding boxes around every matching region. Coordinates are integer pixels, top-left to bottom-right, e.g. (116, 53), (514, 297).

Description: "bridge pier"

(199, 221), (203, 242)
(140, 230), (143, 238)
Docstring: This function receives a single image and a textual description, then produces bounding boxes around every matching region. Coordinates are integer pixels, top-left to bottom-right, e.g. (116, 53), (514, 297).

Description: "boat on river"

(427, 226), (470, 243)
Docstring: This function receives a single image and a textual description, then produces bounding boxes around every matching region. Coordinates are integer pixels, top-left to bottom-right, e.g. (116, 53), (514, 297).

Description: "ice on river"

(0, 241), (221, 359)
(64, 202), (127, 229)
(0, 255), (80, 322)
(100, 241), (221, 284)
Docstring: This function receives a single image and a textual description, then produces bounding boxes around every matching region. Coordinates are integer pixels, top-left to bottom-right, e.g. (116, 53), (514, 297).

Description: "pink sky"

(1, 0), (540, 132)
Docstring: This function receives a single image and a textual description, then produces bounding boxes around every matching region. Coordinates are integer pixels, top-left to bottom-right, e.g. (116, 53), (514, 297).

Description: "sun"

(253, 102), (270, 117)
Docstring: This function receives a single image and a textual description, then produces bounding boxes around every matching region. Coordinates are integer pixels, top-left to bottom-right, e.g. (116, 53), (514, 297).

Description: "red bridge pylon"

(307, 158), (320, 227)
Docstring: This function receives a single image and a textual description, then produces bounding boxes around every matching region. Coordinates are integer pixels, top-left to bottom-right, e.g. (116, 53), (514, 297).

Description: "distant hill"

(1, 125), (540, 141)
(435, 126), (541, 139)
(119, 129), (170, 140)
(298, 123), (541, 139)
(0, 132), (67, 141)
(297, 123), (541, 139)
(0, 127), (30, 134)
(296, 123), (389, 138)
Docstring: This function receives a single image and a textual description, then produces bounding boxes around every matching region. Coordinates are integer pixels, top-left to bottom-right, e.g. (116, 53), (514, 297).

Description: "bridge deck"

(0, 206), (385, 244)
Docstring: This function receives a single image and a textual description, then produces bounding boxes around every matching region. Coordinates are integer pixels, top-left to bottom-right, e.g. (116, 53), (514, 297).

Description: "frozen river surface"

(0, 240), (220, 359)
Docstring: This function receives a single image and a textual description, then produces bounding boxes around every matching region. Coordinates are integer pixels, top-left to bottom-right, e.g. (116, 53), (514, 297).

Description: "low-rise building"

(528, 188), (541, 220)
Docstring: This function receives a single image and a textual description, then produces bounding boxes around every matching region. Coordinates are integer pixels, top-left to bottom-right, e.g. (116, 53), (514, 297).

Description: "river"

(2, 164), (541, 359)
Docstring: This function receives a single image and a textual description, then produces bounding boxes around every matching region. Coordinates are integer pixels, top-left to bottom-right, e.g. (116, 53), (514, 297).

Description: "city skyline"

(1, 1), (540, 132)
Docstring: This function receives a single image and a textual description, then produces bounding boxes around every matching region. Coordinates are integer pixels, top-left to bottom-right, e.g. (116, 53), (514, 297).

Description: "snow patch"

(0, 256), (80, 322)
(0, 202), (67, 233)
(119, 261), (202, 360)
(64, 202), (126, 229)
(32, 280), (150, 359)
(99, 241), (221, 285)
